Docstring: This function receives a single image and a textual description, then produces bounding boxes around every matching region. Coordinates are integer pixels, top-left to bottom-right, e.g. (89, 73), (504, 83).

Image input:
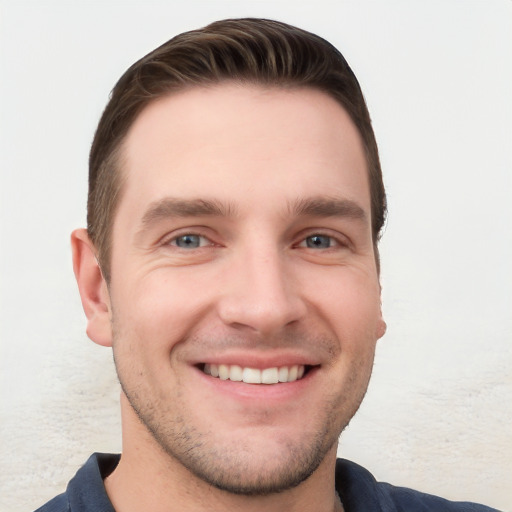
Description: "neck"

(104, 398), (343, 512)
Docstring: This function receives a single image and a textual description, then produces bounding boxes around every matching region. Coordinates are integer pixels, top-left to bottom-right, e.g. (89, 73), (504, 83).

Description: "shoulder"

(32, 453), (119, 512)
(33, 493), (69, 512)
(335, 458), (501, 512)
(377, 481), (501, 512)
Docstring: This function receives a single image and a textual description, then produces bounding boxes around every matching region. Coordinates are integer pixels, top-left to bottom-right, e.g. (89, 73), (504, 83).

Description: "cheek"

(310, 271), (382, 334)
(111, 269), (214, 354)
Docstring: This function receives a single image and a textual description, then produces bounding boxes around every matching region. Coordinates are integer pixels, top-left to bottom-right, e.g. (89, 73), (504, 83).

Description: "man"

(35, 18), (500, 512)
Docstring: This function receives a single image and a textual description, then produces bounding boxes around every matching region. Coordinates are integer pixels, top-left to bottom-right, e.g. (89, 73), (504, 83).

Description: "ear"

(376, 312), (387, 340)
(71, 228), (113, 347)
(376, 293), (387, 340)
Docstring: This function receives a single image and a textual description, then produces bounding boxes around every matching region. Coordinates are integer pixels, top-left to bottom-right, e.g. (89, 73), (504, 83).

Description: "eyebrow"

(289, 196), (367, 222)
(140, 197), (237, 228)
(137, 195), (367, 234)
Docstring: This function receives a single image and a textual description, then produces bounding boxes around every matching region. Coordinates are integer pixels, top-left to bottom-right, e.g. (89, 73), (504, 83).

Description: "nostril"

(216, 279), (307, 334)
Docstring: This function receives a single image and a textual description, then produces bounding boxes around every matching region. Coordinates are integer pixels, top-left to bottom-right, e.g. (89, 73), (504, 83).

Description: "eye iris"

(307, 235), (331, 249)
(176, 235), (200, 248)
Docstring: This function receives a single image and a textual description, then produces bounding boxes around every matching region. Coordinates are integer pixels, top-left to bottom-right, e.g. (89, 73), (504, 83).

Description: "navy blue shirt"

(35, 453), (501, 511)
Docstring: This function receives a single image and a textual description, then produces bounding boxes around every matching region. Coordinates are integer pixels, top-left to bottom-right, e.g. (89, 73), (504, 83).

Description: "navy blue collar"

(66, 453), (119, 512)
(45, 453), (495, 512)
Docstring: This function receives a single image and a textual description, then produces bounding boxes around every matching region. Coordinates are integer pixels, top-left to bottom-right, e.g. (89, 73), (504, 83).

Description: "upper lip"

(190, 350), (322, 369)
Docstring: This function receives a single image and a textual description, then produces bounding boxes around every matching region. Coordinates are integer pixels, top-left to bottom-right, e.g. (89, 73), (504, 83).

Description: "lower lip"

(193, 366), (319, 403)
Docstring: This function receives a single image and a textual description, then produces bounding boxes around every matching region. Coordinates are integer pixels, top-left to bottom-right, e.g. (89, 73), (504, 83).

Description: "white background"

(1, 1), (511, 511)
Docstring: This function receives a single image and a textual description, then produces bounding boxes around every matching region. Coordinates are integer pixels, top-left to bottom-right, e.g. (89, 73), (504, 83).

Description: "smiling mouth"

(201, 364), (313, 384)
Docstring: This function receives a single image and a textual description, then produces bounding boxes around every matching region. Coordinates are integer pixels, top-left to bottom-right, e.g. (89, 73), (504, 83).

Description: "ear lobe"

(376, 316), (387, 340)
(71, 228), (113, 347)
(376, 300), (387, 340)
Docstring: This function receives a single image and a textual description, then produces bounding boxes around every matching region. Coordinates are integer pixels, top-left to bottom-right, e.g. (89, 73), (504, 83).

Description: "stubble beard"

(112, 324), (375, 496)
(132, 397), (341, 495)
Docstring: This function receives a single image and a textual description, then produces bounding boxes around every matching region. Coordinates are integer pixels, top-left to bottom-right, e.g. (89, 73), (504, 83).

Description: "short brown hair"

(88, 18), (386, 281)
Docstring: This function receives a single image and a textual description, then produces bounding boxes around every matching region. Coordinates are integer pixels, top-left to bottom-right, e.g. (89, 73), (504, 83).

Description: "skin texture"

(72, 84), (386, 512)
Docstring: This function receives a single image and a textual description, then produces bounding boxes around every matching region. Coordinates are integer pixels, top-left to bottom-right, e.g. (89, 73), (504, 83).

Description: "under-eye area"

(200, 363), (316, 384)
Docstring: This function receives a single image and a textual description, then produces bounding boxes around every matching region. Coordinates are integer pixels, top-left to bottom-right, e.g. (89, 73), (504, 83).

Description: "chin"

(161, 429), (338, 496)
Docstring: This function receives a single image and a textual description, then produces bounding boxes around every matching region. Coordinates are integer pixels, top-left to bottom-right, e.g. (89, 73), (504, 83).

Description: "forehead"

(117, 84), (370, 222)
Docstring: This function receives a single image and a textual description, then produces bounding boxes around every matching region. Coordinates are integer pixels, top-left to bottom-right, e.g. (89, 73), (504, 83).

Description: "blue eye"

(174, 234), (203, 248)
(305, 235), (332, 249)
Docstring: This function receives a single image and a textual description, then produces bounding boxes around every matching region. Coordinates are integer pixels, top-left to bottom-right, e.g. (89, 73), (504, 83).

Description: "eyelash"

(163, 232), (214, 249)
(161, 231), (348, 251)
(297, 234), (341, 250)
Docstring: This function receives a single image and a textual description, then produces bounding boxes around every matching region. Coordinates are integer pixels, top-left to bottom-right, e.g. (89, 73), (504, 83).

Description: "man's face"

(106, 84), (385, 494)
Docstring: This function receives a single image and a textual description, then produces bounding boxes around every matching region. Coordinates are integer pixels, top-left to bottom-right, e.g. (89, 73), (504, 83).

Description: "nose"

(217, 245), (307, 336)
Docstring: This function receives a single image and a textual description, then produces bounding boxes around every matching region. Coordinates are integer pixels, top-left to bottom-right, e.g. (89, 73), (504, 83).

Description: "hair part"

(88, 18), (386, 281)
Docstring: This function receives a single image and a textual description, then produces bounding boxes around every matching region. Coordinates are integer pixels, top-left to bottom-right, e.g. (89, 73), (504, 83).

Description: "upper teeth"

(203, 364), (305, 384)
